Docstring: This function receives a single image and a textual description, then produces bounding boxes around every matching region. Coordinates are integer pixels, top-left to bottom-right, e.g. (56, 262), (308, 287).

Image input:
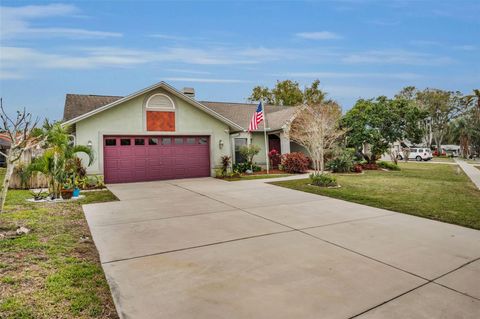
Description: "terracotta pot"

(61, 189), (74, 200)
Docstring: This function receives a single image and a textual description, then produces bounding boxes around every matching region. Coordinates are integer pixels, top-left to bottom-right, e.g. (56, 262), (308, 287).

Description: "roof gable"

(62, 82), (297, 132)
(62, 82), (244, 131)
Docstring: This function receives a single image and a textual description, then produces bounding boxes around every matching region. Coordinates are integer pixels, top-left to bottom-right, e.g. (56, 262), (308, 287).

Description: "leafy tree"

(249, 86), (274, 104)
(399, 87), (463, 153)
(248, 79), (327, 106)
(343, 97), (427, 164)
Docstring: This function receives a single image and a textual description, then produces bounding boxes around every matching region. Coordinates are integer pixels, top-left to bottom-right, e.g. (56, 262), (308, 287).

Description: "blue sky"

(1, 0), (479, 120)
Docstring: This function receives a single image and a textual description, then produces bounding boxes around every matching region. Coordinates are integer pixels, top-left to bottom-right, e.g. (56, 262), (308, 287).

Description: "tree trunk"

(0, 159), (15, 212)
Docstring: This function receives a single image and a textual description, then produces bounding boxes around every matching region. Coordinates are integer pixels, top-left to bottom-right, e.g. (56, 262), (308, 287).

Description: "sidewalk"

(455, 158), (480, 190)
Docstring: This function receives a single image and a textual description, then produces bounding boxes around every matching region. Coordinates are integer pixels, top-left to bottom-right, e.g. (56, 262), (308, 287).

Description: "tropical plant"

(220, 155), (231, 176)
(28, 122), (93, 199)
(281, 152), (310, 173)
(326, 149), (356, 173)
(310, 173), (337, 187)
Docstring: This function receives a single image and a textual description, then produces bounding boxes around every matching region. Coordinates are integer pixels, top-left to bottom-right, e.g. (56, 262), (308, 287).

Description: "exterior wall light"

(87, 140), (93, 148)
(219, 139), (224, 149)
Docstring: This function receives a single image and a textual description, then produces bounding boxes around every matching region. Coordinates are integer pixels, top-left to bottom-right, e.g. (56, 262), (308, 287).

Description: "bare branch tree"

(0, 98), (44, 212)
(288, 101), (346, 174)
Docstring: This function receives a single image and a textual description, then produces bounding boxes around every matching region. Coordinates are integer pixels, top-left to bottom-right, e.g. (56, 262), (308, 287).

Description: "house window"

(198, 137), (208, 145)
(149, 138), (159, 145)
(186, 137), (196, 144)
(120, 138), (131, 146)
(162, 137), (171, 145)
(105, 139), (116, 146)
(146, 93), (175, 111)
(135, 138), (145, 146)
(174, 137), (184, 144)
(234, 138), (247, 164)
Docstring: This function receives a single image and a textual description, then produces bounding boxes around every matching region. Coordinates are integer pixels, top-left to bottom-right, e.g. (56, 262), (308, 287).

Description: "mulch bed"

(245, 169), (286, 175)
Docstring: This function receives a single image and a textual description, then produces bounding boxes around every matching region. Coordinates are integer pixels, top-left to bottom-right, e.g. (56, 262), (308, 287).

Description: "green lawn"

(222, 174), (291, 181)
(430, 157), (454, 163)
(0, 168), (119, 318)
(271, 163), (480, 230)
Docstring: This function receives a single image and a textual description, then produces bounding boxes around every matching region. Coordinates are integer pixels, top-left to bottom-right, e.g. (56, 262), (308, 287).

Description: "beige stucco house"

(63, 81), (303, 183)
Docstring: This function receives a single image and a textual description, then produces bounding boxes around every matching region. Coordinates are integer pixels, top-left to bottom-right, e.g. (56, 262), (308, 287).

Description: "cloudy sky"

(0, 0), (479, 120)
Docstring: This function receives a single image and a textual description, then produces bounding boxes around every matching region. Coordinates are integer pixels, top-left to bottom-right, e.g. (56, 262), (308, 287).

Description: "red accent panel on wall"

(147, 111), (175, 131)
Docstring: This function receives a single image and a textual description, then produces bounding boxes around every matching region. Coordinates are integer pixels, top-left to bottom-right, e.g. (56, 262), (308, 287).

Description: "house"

(63, 81), (306, 183)
(0, 133), (11, 167)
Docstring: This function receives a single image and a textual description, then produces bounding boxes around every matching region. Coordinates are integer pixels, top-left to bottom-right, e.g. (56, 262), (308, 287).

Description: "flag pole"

(262, 100), (270, 174)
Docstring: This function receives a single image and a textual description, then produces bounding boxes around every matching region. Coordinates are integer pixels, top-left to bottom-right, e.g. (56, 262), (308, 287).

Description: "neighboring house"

(63, 81), (305, 183)
(0, 133), (11, 167)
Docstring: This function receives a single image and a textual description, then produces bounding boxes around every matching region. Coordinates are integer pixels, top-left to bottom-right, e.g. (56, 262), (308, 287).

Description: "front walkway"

(83, 177), (480, 319)
(456, 158), (480, 189)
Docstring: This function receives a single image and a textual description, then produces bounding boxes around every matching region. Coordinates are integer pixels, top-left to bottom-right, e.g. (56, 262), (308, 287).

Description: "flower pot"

(61, 189), (74, 200)
(73, 188), (80, 197)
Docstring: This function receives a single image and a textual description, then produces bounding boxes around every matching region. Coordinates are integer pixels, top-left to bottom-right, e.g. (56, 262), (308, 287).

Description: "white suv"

(397, 148), (433, 161)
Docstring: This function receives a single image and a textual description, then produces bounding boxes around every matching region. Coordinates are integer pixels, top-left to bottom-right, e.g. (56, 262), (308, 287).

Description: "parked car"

(397, 148), (433, 161)
(433, 148), (447, 157)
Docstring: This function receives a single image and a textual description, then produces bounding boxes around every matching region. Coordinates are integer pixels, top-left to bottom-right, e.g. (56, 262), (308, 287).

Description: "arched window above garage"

(146, 93), (175, 111)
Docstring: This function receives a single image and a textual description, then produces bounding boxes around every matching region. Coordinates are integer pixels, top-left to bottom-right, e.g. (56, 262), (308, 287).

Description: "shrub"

(281, 152), (309, 173)
(233, 163), (261, 173)
(326, 150), (355, 173)
(310, 173), (337, 187)
(361, 163), (378, 170)
(268, 149), (281, 167)
(377, 161), (401, 171)
(220, 155), (231, 176)
(353, 164), (363, 173)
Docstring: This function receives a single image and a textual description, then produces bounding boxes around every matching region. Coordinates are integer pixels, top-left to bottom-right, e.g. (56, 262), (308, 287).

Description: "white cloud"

(295, 31), (342, 40)
(1, 3), (122, 39)
(453, 45), (477, 51)
(163, 77), (250, 84)
(285, 71), (422, 80)
(342, 50), (454, 65)
(165, 69), (211, 75)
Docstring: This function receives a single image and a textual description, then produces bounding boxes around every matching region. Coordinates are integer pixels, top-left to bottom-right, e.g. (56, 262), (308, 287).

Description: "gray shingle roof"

(63, 94), (295, 131)
(63, 94), (122, 121)
(200, 101), (295, 131)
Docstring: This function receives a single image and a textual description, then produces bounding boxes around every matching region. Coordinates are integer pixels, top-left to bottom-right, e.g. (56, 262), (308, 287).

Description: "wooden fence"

(9, 171), (49, 189)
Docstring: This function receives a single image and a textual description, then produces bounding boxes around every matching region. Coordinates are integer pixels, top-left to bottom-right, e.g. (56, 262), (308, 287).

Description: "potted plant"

(61, 177), (74, 200)
(73, 176), (81, 197)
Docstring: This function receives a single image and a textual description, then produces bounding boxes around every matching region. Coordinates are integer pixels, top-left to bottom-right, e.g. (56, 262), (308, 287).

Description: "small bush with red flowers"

(268, 149), (281, 168)
(281, 152), (310, 173)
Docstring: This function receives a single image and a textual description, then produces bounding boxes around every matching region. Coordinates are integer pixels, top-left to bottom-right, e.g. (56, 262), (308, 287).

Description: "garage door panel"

(104, 136), (210, 183)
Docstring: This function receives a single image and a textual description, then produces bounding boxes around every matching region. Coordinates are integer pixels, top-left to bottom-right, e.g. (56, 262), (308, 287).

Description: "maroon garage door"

(103, 136), (210, 183)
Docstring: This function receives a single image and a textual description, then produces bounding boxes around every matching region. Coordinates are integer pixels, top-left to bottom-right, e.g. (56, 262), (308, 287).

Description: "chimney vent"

(182, 87), (195, 98)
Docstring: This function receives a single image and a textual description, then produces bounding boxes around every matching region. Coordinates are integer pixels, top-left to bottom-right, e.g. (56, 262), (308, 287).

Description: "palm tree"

(464, 89), (480, 120)
(29, 122), (93, 198)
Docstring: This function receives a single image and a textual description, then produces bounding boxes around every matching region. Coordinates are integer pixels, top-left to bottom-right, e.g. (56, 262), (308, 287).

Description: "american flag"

(248, 102), (264, 132)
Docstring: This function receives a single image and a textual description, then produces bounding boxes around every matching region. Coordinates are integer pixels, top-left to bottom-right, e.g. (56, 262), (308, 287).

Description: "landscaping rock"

(16, 226), (30, 235)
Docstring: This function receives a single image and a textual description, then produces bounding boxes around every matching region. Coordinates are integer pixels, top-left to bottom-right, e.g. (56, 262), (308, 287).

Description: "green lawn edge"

(271, 163), (480, 230)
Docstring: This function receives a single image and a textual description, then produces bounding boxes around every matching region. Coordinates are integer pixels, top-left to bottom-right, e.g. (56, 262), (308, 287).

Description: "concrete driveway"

(83, 177), (480, 319)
